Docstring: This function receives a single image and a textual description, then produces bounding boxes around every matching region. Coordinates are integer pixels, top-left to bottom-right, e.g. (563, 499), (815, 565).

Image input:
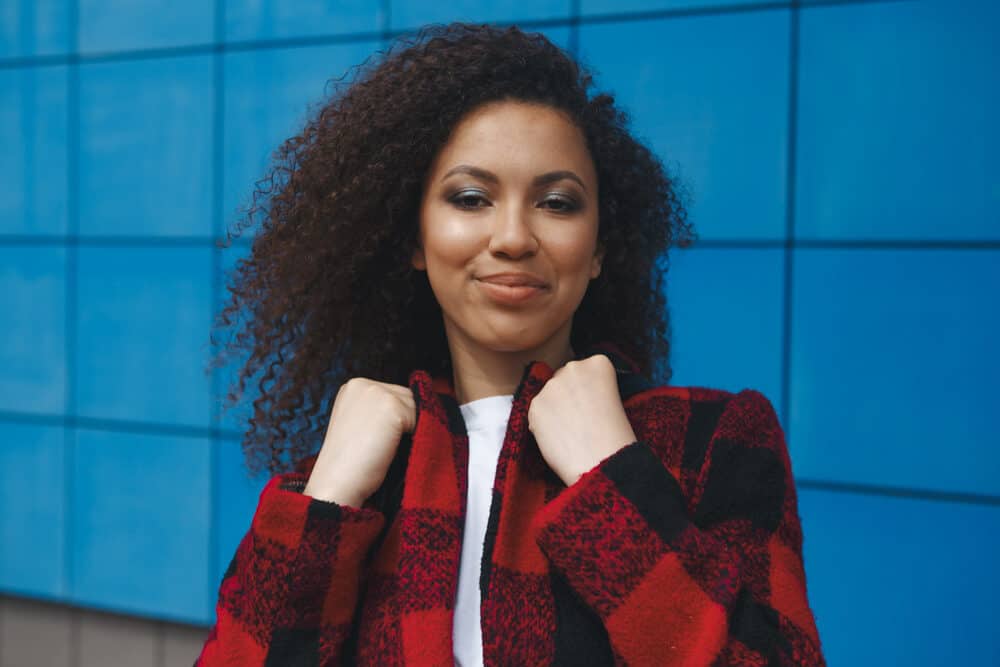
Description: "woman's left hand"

(527, 354), (638, 487)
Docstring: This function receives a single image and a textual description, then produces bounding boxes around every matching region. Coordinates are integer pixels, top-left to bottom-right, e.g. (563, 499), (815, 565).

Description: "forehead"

(429, 100), (595, 182)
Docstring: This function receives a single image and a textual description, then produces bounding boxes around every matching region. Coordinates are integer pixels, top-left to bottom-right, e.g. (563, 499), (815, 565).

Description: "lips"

(475, 273), (549, 306)
(476, 272), (548, 288)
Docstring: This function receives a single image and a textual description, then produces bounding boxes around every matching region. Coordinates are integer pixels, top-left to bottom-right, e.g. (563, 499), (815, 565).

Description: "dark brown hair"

(210, 22), (696, 476)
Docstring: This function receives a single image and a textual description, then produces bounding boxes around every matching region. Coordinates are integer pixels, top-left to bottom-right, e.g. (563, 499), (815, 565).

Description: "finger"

(371, 380), (415, 400)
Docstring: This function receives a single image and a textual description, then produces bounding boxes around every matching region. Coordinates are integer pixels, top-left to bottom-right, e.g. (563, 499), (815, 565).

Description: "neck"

(445, 324), (575, 405)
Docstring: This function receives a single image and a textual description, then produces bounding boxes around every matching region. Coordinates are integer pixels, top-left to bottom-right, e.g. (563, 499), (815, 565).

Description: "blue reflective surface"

(225, 0), (384, 41)
(0, 0), (72, 58)
(799, 488), (1000, 665)
(579, 10), (790, 239)
(790, 248), (1000, 496)
(78, 0), (212, 53)
(581, 0), (761, 14)
(390, 0), (571, 30)
(796, 0), (1000, 240)
(71, 428), (211, 624)
(0, 247), (66, 414)
(75, 247), (213, 427)
(78, 55), (213, 237)
(666, 247), (785, 407)
(0, 423), (66, 597)
(223, 41), (379, 231)
(0, 66), (69, 235)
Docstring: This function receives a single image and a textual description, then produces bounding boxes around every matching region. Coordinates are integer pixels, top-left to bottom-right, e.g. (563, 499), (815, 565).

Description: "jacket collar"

(409, 340), (650, 413)
(351, 341), (651, 529)
(403, 341), (651, 486)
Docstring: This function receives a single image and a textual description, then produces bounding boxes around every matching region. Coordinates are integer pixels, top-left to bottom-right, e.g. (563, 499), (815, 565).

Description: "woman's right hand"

(303, 377), (417, 507)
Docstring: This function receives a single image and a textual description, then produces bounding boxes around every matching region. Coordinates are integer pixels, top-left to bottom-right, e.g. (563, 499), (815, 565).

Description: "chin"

(445, 308), (571, 356)
(473, 324), (565, 355)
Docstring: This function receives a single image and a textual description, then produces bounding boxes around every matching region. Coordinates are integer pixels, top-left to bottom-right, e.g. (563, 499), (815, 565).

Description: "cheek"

(420, 215), (482, 302)
(550, 229), (600, 279)
(422, 213), (481, 267)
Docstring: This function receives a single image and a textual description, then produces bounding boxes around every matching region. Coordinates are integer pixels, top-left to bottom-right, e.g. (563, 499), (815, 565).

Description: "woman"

(198, 22), (825, 667)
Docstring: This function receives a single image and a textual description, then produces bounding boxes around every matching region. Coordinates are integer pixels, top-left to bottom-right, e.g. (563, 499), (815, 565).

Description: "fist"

(303, 377), (416, 507)
(527, 354), (638, 487)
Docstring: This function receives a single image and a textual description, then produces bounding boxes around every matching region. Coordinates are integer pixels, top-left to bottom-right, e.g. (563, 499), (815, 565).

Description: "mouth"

(475, 278), (549, 305)
(475, 272), (549, 288)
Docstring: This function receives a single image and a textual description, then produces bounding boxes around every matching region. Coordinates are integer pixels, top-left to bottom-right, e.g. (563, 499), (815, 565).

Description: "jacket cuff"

(253, 473), (385, 546)
(531, 441), (712, 611)
(231, 473), (386, 628)
(533, 439), (690, 541)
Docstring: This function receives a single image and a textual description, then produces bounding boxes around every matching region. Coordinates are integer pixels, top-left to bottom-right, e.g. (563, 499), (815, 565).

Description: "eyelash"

(448, 190), (580, 213)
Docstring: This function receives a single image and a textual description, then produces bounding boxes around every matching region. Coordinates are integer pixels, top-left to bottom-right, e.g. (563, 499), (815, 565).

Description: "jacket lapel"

(478, 360), (560, 664)
(378, 369), (467, 665)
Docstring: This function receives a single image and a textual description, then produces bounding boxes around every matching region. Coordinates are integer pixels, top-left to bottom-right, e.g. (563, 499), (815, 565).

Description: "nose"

(487, 202), (539, 259)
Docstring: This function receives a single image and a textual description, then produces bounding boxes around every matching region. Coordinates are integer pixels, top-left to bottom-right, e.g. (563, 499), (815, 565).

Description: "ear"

(411, 245), (426, 271)
(590, 243), (605, 279)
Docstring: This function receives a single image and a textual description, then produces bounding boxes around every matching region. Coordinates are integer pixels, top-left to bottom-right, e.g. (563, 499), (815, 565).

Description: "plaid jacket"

(196, 343), (825, 666)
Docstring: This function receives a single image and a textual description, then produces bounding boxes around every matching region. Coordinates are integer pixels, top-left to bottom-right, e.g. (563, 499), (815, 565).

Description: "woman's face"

(413, 100), (602, 357)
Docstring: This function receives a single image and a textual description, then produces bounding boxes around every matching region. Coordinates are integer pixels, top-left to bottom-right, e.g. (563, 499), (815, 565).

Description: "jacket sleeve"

(195, 470), (385, 667)
(530, 389), (825, 667)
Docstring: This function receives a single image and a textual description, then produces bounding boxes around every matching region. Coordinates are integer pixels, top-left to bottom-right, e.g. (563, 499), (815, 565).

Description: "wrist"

(302, 480), (368, 508)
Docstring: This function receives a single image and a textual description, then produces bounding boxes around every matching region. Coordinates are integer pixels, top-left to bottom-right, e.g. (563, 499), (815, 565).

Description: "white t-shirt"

(452, 393), (514, 667)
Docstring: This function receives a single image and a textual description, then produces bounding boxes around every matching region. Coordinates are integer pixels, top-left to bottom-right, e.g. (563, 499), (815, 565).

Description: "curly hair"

(209, 22), (697, 476)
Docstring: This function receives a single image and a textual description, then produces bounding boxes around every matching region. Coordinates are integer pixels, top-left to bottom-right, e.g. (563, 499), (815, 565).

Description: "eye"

(539, 194), (580, 213)
(448, 190), (490, 210)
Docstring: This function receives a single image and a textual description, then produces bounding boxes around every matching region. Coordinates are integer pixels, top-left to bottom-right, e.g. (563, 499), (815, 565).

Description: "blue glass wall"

(2, 0), (997, 663)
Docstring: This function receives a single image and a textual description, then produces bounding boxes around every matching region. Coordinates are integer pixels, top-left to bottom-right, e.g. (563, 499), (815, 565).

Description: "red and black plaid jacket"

(196, 343), (825, 666)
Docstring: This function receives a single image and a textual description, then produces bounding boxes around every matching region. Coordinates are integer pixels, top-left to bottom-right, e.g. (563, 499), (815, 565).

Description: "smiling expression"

(412, 100), (603, 355)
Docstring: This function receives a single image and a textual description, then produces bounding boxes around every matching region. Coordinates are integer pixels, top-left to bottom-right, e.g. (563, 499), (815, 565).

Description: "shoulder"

(625, 385), (793, 532)
(627, 383), (779, 432)
(625, 383), (786, 468)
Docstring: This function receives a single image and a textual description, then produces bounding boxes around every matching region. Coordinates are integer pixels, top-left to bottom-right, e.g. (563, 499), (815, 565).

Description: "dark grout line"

(212, 0), (224, 46)
(834, 240), (998, 249)
(4, 235), (999, 249)
(569, 0), (581, 57)
(0, 0), (914, 70)
(218, 30), (387, 56)
(803, 0), (912, 8)
(565, 0), (794, 29)
(0, 52), (68, 69)
(797, 478), (1000, 508)
(382, 0), (392, 36)
(0, 235), (253, 247)
(686, 239), (1000, 250)
(65, 2), (80, 649)
(3, 417), (996, 509)
(780, 2), (800, 447)
(0, 410), (243, 441)
(207, 0), (226, 616)
(790, 239), (1000, 249)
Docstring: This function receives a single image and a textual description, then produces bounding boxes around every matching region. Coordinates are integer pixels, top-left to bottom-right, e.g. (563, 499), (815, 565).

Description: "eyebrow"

(441, 164), (588, 192)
